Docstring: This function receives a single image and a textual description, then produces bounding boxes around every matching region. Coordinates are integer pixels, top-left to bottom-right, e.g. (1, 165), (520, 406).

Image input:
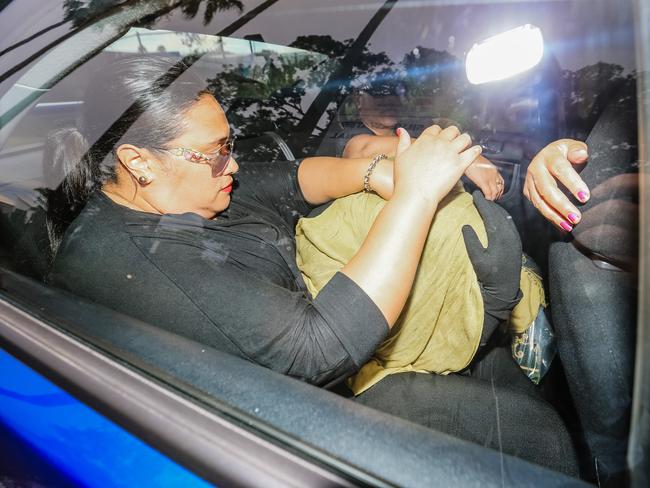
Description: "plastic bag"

(511, 305), (557, 384)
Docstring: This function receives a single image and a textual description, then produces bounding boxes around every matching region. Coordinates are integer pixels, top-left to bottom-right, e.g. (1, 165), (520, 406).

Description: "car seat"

(548, 80), (638, 483)
(0, 198), (52, 280)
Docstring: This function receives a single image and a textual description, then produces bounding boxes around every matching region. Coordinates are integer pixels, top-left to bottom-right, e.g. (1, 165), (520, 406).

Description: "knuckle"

(551, 161), (577, 183)
(551, 163), (568, 178)
(544, 187), (561, 203)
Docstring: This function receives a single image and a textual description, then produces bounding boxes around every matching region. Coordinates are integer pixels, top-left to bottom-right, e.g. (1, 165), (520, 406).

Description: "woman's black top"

(48, 160), (388, 386)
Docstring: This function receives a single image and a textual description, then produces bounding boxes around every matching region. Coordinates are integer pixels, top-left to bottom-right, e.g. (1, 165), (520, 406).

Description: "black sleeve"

(234, 160), (314, 228)
(134, 237), (389, 387)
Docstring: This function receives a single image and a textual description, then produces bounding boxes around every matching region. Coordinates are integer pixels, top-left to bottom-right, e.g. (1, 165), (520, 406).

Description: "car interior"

(0, 0), (644, 485)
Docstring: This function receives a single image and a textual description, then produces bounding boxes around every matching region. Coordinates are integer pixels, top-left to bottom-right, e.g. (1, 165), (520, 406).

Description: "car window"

(0, 0), (642, 484)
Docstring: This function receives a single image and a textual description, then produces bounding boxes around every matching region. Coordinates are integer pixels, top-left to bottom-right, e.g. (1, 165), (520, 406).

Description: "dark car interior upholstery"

(0, 201), (52, 280)
(547, 81), (639, 478)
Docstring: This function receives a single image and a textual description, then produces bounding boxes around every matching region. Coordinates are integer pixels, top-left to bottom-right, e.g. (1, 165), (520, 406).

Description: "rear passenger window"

(0, 0), (641, 484)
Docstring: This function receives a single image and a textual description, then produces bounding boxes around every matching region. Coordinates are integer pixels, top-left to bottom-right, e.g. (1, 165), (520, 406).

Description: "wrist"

(479, 282), (522, 306)
(389, 189), (439, 218)
(363, 154), (389, 193)
(368, 156), (394, 199)
(480, 287), (523, 321)
(465, 158), (478, 172)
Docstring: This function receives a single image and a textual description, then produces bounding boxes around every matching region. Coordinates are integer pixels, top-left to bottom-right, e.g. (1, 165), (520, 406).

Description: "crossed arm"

(341, 132), (592, 231)
(343, 133), (505, 201)
(297, 126), (482, 325)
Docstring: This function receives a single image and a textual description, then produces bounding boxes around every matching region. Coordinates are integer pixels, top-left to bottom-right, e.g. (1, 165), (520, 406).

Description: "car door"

(0, 1), (647, 486)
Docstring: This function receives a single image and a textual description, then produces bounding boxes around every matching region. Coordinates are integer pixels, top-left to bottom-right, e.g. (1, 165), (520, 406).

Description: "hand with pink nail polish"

(523, 138), (590, 231)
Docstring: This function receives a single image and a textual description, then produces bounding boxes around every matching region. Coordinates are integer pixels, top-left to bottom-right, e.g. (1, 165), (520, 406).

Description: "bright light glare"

(466, 25), (544, 85)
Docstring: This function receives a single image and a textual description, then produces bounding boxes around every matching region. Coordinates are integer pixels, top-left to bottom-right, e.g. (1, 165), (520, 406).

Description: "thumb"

(395, 127), (411, 156)
(462, 224), (485, 263)
(459, 144), (483, 171)
(567, 140), (589, 164)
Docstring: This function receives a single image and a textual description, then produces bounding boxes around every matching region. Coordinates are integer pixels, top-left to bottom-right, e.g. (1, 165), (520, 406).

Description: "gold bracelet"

(363, 153), (388, 193)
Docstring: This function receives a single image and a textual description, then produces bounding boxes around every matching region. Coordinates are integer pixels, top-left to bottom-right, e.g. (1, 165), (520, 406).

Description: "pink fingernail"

(395, 128), (402, 136)
(577, 191), (589, 202)
(560, 221), (573, 232)
(568, 212), (580, 224)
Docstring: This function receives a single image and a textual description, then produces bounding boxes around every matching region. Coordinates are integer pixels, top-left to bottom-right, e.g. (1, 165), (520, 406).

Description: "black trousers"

(352, 346), (579, 476)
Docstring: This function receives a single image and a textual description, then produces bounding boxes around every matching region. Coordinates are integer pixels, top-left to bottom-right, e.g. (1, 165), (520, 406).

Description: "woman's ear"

(116, 144), (155, 185)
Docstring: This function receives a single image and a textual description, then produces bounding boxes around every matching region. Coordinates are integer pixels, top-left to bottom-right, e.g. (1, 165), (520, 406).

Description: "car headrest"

(0, 200), (53, 281)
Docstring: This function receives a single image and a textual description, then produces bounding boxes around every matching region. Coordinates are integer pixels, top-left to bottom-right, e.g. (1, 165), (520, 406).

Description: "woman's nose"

(226, 157), (239, 175)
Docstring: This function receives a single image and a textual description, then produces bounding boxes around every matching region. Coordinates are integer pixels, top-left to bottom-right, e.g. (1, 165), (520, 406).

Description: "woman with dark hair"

(46, 56), (578, 474)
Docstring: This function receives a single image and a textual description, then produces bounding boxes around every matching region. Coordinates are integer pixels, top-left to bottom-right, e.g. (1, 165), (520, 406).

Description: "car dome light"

(466, 24), (544, 85)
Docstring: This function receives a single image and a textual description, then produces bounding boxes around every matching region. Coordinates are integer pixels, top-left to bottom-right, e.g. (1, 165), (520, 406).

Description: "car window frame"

(629, 0), (650, 485)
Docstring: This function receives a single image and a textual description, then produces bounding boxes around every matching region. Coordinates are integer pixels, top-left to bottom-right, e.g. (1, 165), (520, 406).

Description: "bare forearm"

(298, 155), (434, 325)
(343, 135), (398, 159)
(297, 156), (371, 205)
(341, 193), (437, 326)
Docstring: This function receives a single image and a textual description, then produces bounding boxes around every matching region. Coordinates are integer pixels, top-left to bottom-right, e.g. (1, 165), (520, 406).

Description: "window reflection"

(0, 1), (642, 484)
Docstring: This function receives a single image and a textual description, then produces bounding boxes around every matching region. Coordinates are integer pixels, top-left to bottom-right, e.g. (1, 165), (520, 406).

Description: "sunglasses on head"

(155, 139), (235, 177)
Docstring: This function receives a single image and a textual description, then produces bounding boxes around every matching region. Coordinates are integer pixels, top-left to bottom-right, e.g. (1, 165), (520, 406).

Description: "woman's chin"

(212, 193), (232, 215)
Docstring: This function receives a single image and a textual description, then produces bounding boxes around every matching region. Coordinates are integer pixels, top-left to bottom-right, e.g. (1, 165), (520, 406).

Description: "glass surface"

(0, 0), (641, 484)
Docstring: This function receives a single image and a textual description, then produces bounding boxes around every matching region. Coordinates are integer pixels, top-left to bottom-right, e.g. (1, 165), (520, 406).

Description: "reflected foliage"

(60, 2), (639, 160)
(289, 35), (351, 59)
(397, 46), (472, 131)
(204, 35), (393, 160)
(562, 62), (637, 140)
(202, 27), (637, 161)
(178, 0), (243, 25)
(63, 0), (136, 27)
(63, 0), (243, 28)
(63, 0), (119, 26)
